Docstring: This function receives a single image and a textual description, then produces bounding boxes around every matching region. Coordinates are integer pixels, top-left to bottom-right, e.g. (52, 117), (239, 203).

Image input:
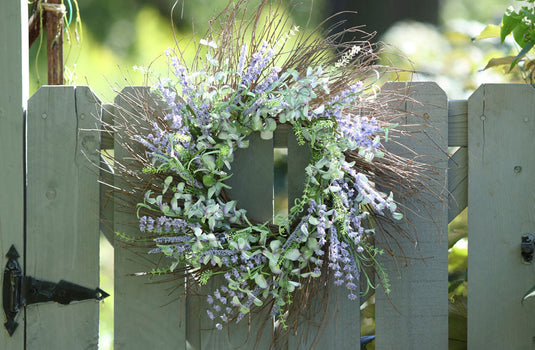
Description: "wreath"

(111, 0), (419, 333)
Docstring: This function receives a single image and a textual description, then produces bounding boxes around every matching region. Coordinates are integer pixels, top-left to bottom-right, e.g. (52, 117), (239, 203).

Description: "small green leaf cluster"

(501, 2), (535, 69)
(477, 1), (535, 75)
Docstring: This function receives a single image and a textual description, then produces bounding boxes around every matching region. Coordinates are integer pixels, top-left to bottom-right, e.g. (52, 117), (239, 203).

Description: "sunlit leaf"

(473, 24), (500, 41)
(501, 8), (522, 42)
(481, 56), (516, 71)
(513, 23), (531, 47)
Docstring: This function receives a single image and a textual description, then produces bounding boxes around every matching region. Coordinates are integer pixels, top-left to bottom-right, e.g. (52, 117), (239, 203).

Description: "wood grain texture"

(448, 100), (468, 147)
(287, 278), (360, 350)
(0, 0), (27, 346)
(113, 87), (186, 349)
(467, 84), (535, 349)
(287, 125), (310, 213)
(448, 147), (468, 222)
(26, 86), (102, 349)
(100, 103), (115, 245)
(286, 124), (361, 350)
(375, 82), (449, 350)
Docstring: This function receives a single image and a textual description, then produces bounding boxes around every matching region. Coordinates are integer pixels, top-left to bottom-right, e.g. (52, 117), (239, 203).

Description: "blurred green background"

(28, 0), (523, 348)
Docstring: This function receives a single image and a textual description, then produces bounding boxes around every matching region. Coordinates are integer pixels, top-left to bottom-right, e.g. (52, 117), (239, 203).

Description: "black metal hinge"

(3, 245), (109, 336)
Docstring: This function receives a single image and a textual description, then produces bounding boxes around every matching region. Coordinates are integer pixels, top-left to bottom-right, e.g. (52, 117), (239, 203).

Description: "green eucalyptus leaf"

(392, 212), (404, 220)
(270, 240), (281, 251)
(203, 174), (217, 187)
(308, 216), (319, 226)
(284, 248), (301, 261)
(162, 176), (173, 194)
(255, 274), (269, 289)
(312, 104), (324, 114)
(269, 260), (282, 274)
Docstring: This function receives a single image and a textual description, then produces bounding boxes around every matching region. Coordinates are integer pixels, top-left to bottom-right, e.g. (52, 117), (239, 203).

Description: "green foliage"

(476, 0), (535, 78)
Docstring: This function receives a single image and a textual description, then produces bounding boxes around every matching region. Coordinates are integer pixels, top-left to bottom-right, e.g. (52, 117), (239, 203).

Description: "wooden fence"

(2, 81), (535, 349)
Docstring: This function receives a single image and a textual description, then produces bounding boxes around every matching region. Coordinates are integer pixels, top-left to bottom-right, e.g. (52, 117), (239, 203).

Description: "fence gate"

(3, 3), (535, 348)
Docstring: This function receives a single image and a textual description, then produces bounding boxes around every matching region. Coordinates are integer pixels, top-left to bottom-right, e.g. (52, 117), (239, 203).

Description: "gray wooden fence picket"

(375, 82), (449, 350)
(0, 1), (27, 348)
(468, 84), (535, 349)
(113, 87), (186, 349)
(26, 86), (102, 348)
(285, 126), (362, 350)
(194, 131), (275, 350)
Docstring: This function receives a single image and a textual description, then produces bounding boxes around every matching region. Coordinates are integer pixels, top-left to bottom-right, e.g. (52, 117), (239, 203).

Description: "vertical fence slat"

(448, 147), (468, 222)
(196, 132), (274, 349)
(287, 125), (361, 349)
(100, 103), (115, 245)
(375, 82), (449, 350)
(26, 86), (101, 348)
(113, 87), (186, 349)
(468, 84), (535, 348)
(0, 0), (27, 346)
(287, 127), (310, 212)
(288, 280), (360, 349)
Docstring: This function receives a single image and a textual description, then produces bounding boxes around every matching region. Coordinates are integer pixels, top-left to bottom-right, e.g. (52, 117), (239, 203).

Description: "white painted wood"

(113, 87), (186, 349)
(26, 86), (102, 349)
(0, 0), (27, 346)
(448, 147), (468, 222)
(468, 84), (535, 349)
(375, 82), (449, 350)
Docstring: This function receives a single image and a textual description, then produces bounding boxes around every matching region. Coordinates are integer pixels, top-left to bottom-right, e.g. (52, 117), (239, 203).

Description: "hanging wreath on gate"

(110, 0), (427, 334)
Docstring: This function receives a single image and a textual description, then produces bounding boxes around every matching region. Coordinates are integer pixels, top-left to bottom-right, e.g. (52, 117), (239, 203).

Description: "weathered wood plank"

(448, 147), (468, 222)
(225, 132), (275, 224)
(100, 103), (115, 150)
(288, 278), (360, 349)
(468, 84), (535, 349)
(0, 0), (27, 346)
(197, 132), (274, 349)
(113, 87), (186, 349)
(26, 86), (102, 349)
(375, 82), (449, 350)
(100, 103), (115, 245)
(287, 125), (310, 214)
(448, 100), (468, 147)
(286, 123), (361, 350)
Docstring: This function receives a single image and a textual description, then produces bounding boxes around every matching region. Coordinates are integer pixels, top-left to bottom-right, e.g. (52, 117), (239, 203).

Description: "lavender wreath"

(111, 0), (420, 333)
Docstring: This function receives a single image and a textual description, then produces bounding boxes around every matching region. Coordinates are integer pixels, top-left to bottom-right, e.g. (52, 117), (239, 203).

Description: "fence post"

(0, 0), (27, 346)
